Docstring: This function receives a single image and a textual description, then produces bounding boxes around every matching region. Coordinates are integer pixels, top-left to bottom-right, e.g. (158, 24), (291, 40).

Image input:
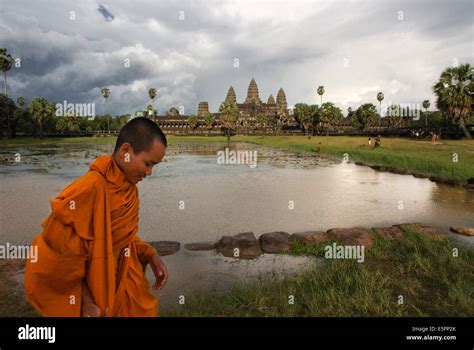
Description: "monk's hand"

(81, 280), (101, 317)
(150, 253), (168, 291)
(82, 302), (101, 317)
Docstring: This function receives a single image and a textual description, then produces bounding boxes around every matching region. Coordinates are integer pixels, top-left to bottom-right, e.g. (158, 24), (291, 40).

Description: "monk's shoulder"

(58, 170), (106, 200)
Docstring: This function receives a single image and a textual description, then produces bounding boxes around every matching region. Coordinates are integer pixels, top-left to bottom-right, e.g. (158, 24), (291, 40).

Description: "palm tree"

(17, 96), (25, 108)
(1, 48), (14, 137)
(317, 86), (325, 105)
(377, 92), (384, 115)
(0, 48), (14, 96)
(219, 100), (238, 141)
(434, 63), (473, 139)
(28, 97), (55, 139)
(101, 87), (110, 132)
(188, 115), (198, 129)
(204, 113), (214, 136)
(146, 104), (157, 117)
(148, 88), (157, 107)
(422, 100), (430, 127)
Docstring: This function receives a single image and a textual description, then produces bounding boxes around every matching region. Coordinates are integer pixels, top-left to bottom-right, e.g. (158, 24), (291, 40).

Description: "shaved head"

(114, 117), (167, 155)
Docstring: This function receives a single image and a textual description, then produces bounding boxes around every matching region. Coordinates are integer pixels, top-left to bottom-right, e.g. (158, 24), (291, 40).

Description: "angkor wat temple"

(135, 78), (422, 136)
(137, 78), (299, 135)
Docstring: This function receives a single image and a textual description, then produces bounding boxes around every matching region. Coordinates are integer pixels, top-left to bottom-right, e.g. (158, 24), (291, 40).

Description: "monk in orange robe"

(24, 117), (168, 317)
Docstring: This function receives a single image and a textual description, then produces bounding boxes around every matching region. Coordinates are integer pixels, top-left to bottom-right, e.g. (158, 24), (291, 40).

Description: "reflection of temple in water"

(136, 78), (297, 135)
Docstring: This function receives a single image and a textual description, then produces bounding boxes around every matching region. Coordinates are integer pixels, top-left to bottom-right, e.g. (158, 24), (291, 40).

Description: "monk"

(24, 117), (168, 317)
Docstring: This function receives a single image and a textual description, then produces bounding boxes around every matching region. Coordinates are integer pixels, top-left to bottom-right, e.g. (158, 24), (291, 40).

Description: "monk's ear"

(119, 143), (133, 163)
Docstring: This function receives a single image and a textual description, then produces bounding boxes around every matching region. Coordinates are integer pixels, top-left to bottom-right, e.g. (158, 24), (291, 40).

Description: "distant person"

(431, 132), (437, 144)
(368, 137), (372, 147)
(373, 135), (381, 149)
(24, 117), (169, 317)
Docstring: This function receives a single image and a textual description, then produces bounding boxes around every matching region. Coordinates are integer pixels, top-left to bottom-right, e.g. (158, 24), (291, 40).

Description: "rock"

(216, 232), (262, 259)
(290, 231), (330, 246)
(372, 226), (405, 241)
(395, 223), (445, 240)
(258, 231), (290, 254)
(184, 242), (216, 251)
(148, 241), (180, 256)
(327, 227), (373, 247)
(450, 227), (474, 237)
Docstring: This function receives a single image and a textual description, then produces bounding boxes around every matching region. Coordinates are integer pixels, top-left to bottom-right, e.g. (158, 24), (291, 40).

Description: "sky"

(1, 0), (472, 116)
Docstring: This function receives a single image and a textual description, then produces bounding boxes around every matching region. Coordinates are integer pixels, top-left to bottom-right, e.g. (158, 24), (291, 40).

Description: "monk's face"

(114, 139), (166, 184)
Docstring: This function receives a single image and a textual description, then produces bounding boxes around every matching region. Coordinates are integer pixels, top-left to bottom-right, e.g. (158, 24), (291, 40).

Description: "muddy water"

(1, 141), (473, 312)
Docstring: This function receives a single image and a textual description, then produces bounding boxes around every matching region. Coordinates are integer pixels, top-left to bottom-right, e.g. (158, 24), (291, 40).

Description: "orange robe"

(24, 155), (158, 317)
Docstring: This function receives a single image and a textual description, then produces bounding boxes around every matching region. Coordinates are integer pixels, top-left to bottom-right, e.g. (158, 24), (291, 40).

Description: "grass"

(163, 226), (474, 317)
(1, 135), (473, 182)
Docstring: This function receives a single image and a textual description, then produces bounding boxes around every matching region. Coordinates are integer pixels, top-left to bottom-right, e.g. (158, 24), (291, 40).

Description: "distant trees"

(354, 103), (378, 130)
(28, 97), (56, 139)
(319, 102), (343, 135)
(294, 103), (319, 137)
(219, 100), (238, 141)
(433, 63), (473, 138)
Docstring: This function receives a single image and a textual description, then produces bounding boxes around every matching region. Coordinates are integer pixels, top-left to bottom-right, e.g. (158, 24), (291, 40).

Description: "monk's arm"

(134, 237), (169, 290)
(134, 237), (158, 265)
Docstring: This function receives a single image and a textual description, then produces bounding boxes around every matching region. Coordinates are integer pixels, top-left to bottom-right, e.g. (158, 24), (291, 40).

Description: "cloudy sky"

(1, 0), (472, 116)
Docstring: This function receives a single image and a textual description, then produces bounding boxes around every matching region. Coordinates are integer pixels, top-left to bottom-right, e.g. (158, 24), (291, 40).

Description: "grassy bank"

(163, 226), (474, 317)
(1, 135), (473, 183)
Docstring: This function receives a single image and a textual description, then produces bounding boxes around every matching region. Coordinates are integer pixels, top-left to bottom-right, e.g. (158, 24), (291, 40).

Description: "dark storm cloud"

(0, 0), (472, 116)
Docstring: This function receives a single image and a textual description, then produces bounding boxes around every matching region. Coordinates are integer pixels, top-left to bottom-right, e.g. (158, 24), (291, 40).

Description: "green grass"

(163, 226), (474, 317)
(2, 135), (473, 182)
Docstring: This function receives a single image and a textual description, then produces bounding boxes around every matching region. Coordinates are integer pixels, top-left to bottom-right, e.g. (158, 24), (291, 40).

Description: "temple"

(136, 78), (297, 135)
